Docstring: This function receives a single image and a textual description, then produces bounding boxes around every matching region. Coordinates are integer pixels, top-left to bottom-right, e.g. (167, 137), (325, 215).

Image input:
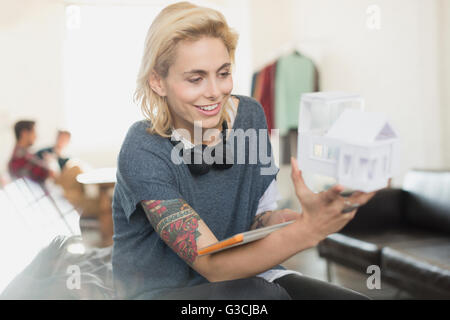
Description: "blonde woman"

(112, 2), (375, 300)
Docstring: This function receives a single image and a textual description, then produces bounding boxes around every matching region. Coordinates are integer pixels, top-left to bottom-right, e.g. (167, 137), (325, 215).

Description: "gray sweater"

(112, 94), (280, 299)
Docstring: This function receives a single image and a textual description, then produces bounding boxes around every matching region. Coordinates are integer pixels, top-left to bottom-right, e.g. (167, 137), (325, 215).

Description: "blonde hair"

(134, 1), (240, 138)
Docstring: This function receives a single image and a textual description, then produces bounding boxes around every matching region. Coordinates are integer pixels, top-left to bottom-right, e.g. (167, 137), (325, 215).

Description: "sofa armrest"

(341, 188), (407, 234)
(403, 170), (450, 234)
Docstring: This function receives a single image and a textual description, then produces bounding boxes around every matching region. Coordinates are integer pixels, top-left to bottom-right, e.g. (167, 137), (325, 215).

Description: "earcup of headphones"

(169, 120), (233, 176)
(211, 143), (233, 170)
(185, 144), (211, 176)
(187, 162), (211, 175)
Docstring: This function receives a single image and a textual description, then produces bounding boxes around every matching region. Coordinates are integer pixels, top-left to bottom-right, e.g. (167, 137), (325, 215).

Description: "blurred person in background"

(36, 130), (72, 172)
(8, 120), (56, 183)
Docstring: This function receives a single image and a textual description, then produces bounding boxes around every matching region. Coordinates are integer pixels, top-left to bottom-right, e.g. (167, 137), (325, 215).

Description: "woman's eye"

(188, 72), (230, 84)
(188, 78), (202, 84)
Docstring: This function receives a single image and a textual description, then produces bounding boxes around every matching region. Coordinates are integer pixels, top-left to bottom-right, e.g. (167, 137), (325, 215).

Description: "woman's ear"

(148, 70), (167, 97)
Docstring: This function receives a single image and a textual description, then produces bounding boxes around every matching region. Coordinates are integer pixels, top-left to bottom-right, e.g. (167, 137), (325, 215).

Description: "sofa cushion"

(318, 227), (446, 273)
(341, 188), (407, 234)
(318, 234), (380, 273)
(352, 227), (447, 246)
(381, 239), (450, 299)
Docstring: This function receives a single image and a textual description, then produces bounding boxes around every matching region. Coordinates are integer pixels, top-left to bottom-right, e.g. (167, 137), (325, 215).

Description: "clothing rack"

(254, 41), (301, 72)
(252, 39), (322, 166)
(254, 37), (328, 72)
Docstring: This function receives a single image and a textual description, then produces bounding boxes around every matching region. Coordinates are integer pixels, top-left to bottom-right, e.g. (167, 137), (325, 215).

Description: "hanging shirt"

(275, 52), (318, 136)
(259, 63), (277, 133)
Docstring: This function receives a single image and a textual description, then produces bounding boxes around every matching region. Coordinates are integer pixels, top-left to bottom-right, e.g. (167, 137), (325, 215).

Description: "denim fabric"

(112, 95), (280, 299)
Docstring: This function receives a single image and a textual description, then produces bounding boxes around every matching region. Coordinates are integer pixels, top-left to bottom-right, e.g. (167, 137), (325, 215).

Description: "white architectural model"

(297, 92), (400, 193)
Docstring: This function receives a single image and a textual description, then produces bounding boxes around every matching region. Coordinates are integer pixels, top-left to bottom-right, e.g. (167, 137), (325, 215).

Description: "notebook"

(198, 220), (294, 256)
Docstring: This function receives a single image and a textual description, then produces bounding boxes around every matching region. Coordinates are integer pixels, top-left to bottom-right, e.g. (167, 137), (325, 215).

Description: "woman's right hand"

(290, 157), (376, 244)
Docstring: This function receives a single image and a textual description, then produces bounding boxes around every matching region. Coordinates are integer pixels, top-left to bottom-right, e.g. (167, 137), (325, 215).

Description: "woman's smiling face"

(152, 37), (234, 136)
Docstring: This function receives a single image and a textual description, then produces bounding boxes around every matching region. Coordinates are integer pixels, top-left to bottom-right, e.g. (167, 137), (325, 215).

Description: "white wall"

(249, 0), (297, 72)
(0, 0), (66, 173)
(440, 0), (450, 166)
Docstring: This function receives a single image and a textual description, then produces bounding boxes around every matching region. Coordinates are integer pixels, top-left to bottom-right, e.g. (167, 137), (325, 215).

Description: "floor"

(281, 247), (414, 300)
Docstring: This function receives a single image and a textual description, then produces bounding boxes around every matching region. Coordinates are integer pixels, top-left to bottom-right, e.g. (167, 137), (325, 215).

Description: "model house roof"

(325, 109), (397, 143)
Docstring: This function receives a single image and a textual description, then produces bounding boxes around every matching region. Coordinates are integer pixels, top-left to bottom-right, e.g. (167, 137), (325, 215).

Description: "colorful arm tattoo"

(141, 199), (202, 266)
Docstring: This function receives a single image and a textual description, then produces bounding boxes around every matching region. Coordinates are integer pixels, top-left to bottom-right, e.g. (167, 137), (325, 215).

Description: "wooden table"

(76, 168), (116, 247)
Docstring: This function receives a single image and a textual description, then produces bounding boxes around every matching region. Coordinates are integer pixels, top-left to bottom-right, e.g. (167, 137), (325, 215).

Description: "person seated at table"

(36, 130), (72, 172)
(8, 120), (56, 183)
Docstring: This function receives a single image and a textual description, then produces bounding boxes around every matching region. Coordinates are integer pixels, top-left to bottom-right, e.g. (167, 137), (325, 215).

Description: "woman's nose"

(205, 78), (220, 99)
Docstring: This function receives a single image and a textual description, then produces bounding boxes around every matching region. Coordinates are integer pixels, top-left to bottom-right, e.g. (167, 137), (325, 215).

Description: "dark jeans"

(274, 274), (370, 300)
(155, 274), (370, 300)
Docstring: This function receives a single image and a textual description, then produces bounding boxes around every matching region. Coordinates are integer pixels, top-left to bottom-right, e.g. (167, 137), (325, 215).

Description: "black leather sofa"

(318, 169), (450, 299)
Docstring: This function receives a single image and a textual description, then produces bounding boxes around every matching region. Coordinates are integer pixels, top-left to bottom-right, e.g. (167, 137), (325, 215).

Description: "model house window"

(343, 154), (352, 176)
(313, 144), (324, 158)
(368, 159), (377, 180)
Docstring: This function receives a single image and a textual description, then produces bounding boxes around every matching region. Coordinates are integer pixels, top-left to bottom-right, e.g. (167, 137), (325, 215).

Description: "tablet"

(198, 220), (294, 256)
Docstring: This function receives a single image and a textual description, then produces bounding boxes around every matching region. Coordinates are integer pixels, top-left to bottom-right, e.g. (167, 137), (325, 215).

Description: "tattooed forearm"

(141, 199), (201, 266)
(250, 211), (272, 230)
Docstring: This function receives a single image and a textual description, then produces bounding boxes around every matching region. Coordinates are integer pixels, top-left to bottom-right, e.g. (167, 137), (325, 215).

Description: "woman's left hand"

(289, 157), (376, 242)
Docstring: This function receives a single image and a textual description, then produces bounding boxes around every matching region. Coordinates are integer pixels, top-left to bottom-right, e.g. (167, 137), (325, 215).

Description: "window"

(62, 1), (251, 158)
(312, 143), (338, 162)
(343, 154), (352, 176)
(368, 158), (377, 180)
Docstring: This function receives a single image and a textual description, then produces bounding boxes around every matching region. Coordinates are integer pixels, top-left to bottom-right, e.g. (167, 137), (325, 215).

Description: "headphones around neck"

(169, 121), (233, 176)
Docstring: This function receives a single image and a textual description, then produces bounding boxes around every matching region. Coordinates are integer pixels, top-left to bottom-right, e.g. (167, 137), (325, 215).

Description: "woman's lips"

(194, 102), (221, 116)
